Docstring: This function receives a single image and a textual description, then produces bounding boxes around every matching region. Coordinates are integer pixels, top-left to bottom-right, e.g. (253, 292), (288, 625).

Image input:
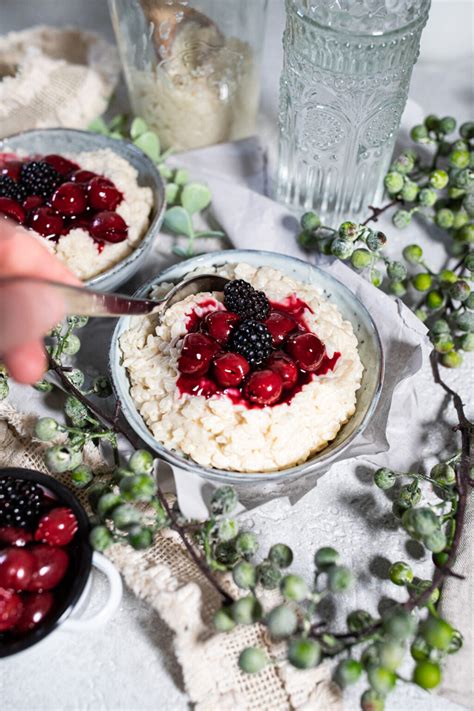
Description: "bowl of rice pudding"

(0, 128), (165, 291)
(110, 250), (384, 495)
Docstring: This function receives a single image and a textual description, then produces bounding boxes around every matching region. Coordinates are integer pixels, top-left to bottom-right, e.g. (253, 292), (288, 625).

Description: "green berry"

(389, 280), (407, 297)
(120, 474), (155, 502)
(97, 492), (122, 518)
(62, 334), (81, 355)
(460, 333), (474, 351)
(287, 638), (321, 669)
(448, 186), (466, 199)
(402, 507), (439, 538)
(423, 527), (447, 552)
(235, 531), (259, 559)
(441, 351), (463, 368)
(454, 309), (474, 332)
(411, 124), (429, 142)
(378, 640), (405, 672)
(374, 467), (397, 490)
(448, 629), (463, 654)
(463, 193), (474, 217)
(347, 609), (373, 633)
(89, 525), (113, 552)
(45, 445), (82, 473)
(424, 114), (439, 131)
(460, 121), (474, 139)
(34, 417), (59, 441)
(64, 396), (89, 427)
(453, 168), (474, 191)
(70, 464), (93, 488)
(370, 268), (382, 287)
(366, 230), (387, 252)
(232, 561), (257, 590)
(238, 647), (268, 674)
(111, 503), (142, 530)
(210, 486), (237, 515)
(128, 525), (153, 550)
(214, 541), (239, 566)
(397, 483), (421, 509)
(415, 308), (427, 322)
(413, 660), (441, 689)
(449, 149), (470, 169)
(431, 463), (456, 485)
(93, 375), (112, 398)
(298, 230), (319, 249)
(435, 208), (454, 229)
(432, 550), (449, 568)
(466, 292), (474, 310)
(301, 211), (321, 231)
(331, 237), (354, 259)
(429, 169), (449, 190)
(387, 261), (407, 281)
(403, 244), (423, 264)
(361, 644), (379, 670)
(368, 666), (396, 695)
(129, 449), (154, 475)
(412, 273), (432, 291)
(389, 561), (413, 586)
(426, 290), (445, 309)
(384, 171), (404, 195)
(257, 561), (282, 590)
(412, 579), (440, 605)
(334, 659), (362, 688)
(33, 379), (53, 393)
(431, 318), (450, 334)
(401, 179), (419, 202)
(391, 153), (415, 175)
(65, 368), (85, 388)
(449, 279), (470, 302)
(410, 636), (431, 661)
(213, 607), (235, 632)
(361, 689), (385, 711)
(232, 595), (262, 624)
(432, 332), (454, 353)
(392, 209), (411, 229)
(67, 315), (88, 329)
(314, 546), (339, 569)
(327, 565), (353, 593)
(453, 209), (469, 229)
(218, 519), (239, 542)
(280, 574), (308, 602)
(339, 221), (359, 241)
(266, 604), (297, 639)
(439, 116), (456, 134)
(418, 187), (437, 207)
(382, 608), (416, 640)
(268, 543), (293, 568)
(351, 248), (373, 269)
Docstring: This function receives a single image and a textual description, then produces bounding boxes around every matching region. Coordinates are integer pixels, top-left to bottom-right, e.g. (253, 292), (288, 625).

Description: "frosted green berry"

(454, 309), (474, 332)
(374, 468), (396, 490)
(452, 209), (469, 229)
(426, 290), (444, 310)
(120, 474), (156, 502)
(351, 248), (373, 270)
(70, 464), (93, 488)
(432, 333), (454, 354)
(431, 318), (450, 334)
(232, 595), (262, 624)
(328, 565), (353, 593)
(418, 187), (437, 207)
(413, 660), (441, 689)
(35, 417), (60, 441)
(235, 531), (259, 559)
(214, 541), (239, 566)
(411, 124), (429, 142)
(439, 116), (456, 134)
(460, 333), (474, 351)
(218, 518), (239, 542)
(213, 607), (235, 632)
(368, 666), (396, 695)
(128, 525), (153, 550)
(34, 380), (53, 393)
(339, 221), (359, 241)
(65, 396), (89, 426)
(423, 528), (447, 552)
(45, 445), (82, 473)
(429, 170), (449, 190)
(384, 171), (404, 195)
(280, 574), (308, 602)
(383, 609), (417, 641)
(463, 193), (474, 217)
(111, 503), (142, 530)
(129, 449), (154, 475)
(331, 237), (354, 259)
(391, 153), (415, 175)
(411, 636), (431, 661)
(62, 334), (81, 355)
(431, 463), (456, 486)
(314, 546), (339, 569)
(460, 121), (474, 139)
(361, 644), (379, 670)
(402, 507), (439, 538)
(266, 604), (298, 639)
(370, 269), (383, 287)
(93, 376), (112, 398)
(89, 525), (113, 552)
(366, 230), (387, 252)
(397, 482), (421, 508)
(361, 689), (385, 711)
(238, 647), (268, 674)
(441, 351), (463, 368)
(387, 261), (407, 281)
(449, 280), (470, 302)
(378, 640), (405, 672)
(389, 281), (407, 297)
(389, 561), (413, 586)
(334, 659), (362, 687)
(403, 244), (423, 264)
(268, 543), (293, 568)
(466, 292), (474, 310)
(421, 617), (454, 650)
(392, 209), (411, 229)
(449, 149), (469, 169)
(347, 609), (373, 633)
(452, 168), (474, 191)
(211, 486), (237, 515)
(97, 492), (122, 518)
(411, 273), (432, 291)
(435, 208), (454, 229)
(67, 315), (88, 329)
(301, 212), (321, 231)
(257, 561), (282, 589)
(401, 178), (419, 202)
(424, 114), (439, 131)
(232, 561), (257, 589)
(448, 630), (463, 654)
(288, 639), (321, 669)
(65, 368), (85, 388)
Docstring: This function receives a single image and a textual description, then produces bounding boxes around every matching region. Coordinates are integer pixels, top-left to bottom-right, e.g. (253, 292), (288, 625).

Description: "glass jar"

(109, 0), (268, 152)
(275, 0), (431, 226)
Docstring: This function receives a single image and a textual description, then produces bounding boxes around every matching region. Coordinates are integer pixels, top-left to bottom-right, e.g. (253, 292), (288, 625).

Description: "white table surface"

(0, 2), (472, 710)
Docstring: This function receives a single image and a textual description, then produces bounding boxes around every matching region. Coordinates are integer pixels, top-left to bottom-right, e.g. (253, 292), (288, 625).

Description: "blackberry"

(0, 476), (43, 528)
(0, 176), (27, 202)
(229, 320), (273, 368)
(20, 160), (60, 198)
(224, 279), (270, 320)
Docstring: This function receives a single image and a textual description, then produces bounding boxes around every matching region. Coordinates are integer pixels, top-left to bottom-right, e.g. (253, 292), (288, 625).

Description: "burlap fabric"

(0, 403), (342, 710)
(0, 26), (119, 139)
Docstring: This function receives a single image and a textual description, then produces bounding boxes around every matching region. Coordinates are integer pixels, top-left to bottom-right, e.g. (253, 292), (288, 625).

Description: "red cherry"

(0, 526), (33, 547)
(51, 182), (87, 216)
(15, 591), (54, 633)
(0, 548), (34, 591)
(26, 545), (69, 592)
(90, 211), (128, 243)
(43, 154), (79, 176)
(87, 176), (122, 211)
(265, 311), (297, 345)
(203, 311), (240, 343)
(34, 507), (78, 547)
(178, 333), (220, 376)
(0, 588), (23, 632)
(0, 197), (26, 224)
(69, 169), (98, 183)
(28, 207), (64, 237)
(1, 159), (23, 181)
(267, 352), (299, 390)
(286, 333), (326, 372)
(212, 352), (250, 387)
(23, 195), (44, 211)
(177, 374), (218, 398)
(244, 370), (284, 406)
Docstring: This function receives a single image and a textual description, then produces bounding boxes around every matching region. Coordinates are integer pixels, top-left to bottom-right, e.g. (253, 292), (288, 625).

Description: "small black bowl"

(0, 467), (92, 657)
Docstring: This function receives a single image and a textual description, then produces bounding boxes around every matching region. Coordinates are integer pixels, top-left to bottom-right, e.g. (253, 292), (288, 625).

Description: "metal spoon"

(0, 274), (229, 319)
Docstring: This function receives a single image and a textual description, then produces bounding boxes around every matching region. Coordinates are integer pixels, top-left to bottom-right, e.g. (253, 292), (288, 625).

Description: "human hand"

(0, 220), (80, 384)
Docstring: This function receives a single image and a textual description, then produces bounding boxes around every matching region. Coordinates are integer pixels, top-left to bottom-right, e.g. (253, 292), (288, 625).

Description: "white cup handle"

(172, 465), (210, 521)
(62, 552), (122, 633)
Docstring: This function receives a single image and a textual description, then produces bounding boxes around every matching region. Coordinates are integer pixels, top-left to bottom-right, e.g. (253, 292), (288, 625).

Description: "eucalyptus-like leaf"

(109, 114), (128, 132)
(181, 182), (212, 214)
(195, 230), (226, 239)
(174, 168), (189, 186)
(173, 245), (195, 258)
(164, 206), (194, 238)
(165, 183), (180, 205)
(134, 131), (161, 162)
(88, 117), (109, 135)
(130, 117), (148, 140)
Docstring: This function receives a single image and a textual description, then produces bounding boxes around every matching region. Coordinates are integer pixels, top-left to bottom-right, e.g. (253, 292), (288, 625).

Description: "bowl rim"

(109, 249), (385, 483)
(0, 127), (166, 289)
(0, 467), (92, 658)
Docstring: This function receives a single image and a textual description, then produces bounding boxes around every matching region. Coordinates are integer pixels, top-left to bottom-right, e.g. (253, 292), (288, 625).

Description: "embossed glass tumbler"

(275, 0), (431, 226)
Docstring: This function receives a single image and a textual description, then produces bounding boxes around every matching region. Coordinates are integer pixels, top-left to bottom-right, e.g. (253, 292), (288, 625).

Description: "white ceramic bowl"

(110, 250), (384, 501)
(0, 128), (166, 291)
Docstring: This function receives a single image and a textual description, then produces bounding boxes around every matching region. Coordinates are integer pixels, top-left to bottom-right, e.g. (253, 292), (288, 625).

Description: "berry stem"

(362, 200), (398, 226)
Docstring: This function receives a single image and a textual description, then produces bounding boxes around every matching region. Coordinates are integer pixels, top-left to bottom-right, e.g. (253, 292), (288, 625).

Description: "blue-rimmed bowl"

(109, 250), (384, 500)
(0, 128), (166, 291)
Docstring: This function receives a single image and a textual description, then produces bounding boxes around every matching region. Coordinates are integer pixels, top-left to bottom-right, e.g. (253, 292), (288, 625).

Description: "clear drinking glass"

(275, 0), (431, 226)
(109, 0), (267, 152)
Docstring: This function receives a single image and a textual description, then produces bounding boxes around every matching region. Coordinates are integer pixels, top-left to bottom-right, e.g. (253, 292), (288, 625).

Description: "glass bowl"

(109, 250), (384, 500)
(0, 128), (166, 291)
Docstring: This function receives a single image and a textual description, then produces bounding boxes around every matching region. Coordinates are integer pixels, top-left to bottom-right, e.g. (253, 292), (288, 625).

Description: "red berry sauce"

(0, 152), (126, 250)
(176, 293), (340, 408)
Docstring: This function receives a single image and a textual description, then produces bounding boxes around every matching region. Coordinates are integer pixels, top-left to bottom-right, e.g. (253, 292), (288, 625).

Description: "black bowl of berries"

(0, 468), (98, 656)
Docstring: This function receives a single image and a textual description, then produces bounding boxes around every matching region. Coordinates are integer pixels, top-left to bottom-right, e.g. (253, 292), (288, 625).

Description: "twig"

(362, 201), (398, 226)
